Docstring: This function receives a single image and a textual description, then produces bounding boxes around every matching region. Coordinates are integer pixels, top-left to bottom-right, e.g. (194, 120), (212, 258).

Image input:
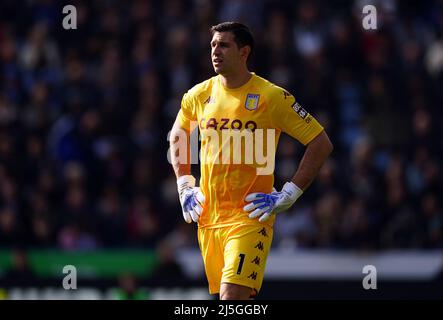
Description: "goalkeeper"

(170, 22), (333, 300)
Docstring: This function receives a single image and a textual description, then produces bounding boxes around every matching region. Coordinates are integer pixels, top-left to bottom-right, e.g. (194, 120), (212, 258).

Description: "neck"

(220, 68), (252, 89)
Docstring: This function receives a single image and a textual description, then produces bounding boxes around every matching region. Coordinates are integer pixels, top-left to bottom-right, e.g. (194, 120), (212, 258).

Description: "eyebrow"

(211, 40), (230, 46)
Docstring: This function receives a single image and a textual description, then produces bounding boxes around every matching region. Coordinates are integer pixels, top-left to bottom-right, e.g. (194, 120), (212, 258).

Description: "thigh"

(198, 227), (224, 295)
(221, 224), (273, 295)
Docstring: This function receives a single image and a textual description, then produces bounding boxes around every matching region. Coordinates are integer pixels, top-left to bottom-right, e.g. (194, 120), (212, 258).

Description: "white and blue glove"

(243, 182), (303, 222)
(177, 175), (205, 223)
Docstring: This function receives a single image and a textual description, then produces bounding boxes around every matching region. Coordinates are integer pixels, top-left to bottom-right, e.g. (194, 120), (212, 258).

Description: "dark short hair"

(210, 22), (254, 62)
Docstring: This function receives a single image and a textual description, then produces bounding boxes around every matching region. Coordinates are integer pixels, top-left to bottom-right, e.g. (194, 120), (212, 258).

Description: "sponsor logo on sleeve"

(291, 102), (308, 119)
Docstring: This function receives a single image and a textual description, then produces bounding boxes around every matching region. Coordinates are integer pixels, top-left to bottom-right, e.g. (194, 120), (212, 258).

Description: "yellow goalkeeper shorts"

(197, 223), (273, 296)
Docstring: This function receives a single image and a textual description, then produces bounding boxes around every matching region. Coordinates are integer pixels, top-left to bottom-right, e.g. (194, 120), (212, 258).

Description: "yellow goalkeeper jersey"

(178, 73), (324, 228)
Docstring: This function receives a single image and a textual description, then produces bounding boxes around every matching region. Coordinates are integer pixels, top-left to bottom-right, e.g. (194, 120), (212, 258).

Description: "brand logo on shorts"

(258, 228), (268, 237)
(251, 256), (261, 266)
(248, 271), (258, 280)
(255, 241), (264, 251)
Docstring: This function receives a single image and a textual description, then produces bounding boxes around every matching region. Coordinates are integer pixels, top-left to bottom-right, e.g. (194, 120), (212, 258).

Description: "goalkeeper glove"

(177, 175), (205, 223)
(243, 182), (303, 222)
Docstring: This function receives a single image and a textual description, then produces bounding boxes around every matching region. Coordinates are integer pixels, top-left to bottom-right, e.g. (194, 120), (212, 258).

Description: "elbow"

(318, 131), (333, 157)
(308, 131), (333, 159)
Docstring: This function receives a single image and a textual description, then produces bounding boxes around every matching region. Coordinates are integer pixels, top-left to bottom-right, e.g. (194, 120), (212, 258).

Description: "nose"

(212, 45), (221, 56)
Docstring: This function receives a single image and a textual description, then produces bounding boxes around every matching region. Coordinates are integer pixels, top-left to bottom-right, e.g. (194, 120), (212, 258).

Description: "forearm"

(170, 130), (191, 178)
(172, 160), (191, 178)
(170, 116), (197, 178)
(291, 131), (333, 191)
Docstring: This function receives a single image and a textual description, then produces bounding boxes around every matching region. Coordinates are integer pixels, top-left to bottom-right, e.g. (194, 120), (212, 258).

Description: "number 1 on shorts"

(237, 253), (245, 274)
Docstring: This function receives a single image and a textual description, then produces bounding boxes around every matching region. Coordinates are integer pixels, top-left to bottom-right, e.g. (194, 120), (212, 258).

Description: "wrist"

(282, 181), (303, 202)
(177, 175), (196, 198)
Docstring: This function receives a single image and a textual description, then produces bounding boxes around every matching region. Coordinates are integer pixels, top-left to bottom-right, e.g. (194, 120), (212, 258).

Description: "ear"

(240, 45), (251, 61)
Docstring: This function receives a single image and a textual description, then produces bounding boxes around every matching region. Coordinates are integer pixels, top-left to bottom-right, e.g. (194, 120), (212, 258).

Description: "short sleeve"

(178, 91), (197, 131)
(268, 88), (324, 145)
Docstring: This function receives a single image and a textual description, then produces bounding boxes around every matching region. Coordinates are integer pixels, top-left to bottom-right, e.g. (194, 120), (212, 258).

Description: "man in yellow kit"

(170, 22), (333, 300)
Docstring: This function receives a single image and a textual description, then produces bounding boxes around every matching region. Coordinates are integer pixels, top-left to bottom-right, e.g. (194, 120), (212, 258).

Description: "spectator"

(5, 248), (37, 285)
(0, 0), (441, 252)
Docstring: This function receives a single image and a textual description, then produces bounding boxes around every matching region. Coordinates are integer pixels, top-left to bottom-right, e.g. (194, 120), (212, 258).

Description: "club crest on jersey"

(245, 94), (260, 111)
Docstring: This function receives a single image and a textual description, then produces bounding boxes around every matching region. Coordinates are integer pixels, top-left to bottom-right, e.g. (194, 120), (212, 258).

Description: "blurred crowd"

(0, 0), (442, 252)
